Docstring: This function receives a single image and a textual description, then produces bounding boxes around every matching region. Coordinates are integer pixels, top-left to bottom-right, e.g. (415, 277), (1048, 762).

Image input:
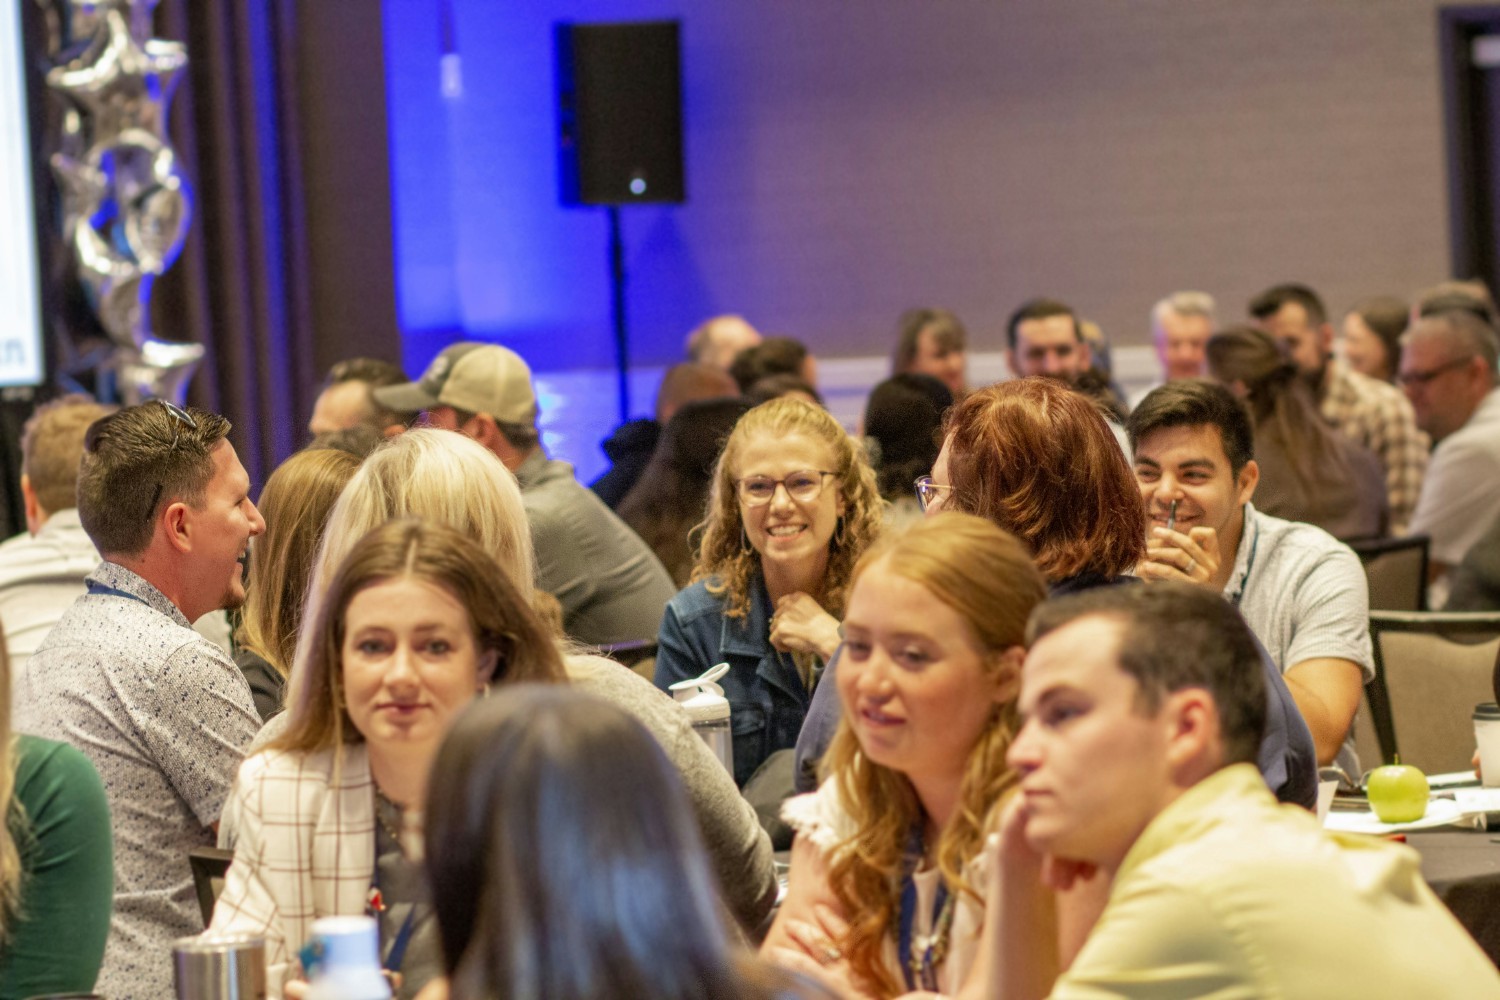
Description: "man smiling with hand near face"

(1126, 380), (1369, 776)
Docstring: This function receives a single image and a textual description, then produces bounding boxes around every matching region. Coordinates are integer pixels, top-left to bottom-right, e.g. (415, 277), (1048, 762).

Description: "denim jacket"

(655, 575), (813, 787)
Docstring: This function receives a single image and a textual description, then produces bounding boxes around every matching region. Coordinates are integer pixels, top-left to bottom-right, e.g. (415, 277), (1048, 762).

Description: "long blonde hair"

(822, 513), (1046, 997)
(691, 398), (883, 618)
(0, 637), (23, 937)
(236, 448), (361, 679)
(282, 430), (538, 725)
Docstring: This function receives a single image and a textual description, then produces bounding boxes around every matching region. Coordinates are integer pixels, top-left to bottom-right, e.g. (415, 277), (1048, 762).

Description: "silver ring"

(820, 943), (842, 964)
(1186, 557), (1197, 575)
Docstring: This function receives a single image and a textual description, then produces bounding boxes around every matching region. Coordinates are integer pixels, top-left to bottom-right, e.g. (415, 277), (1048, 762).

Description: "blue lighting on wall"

(383, 0), (703, 386)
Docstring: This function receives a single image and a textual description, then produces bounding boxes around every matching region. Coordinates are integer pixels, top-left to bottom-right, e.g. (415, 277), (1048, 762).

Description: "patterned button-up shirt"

(1320, 359), (1429, 535)
(14, 561), (260, 1000)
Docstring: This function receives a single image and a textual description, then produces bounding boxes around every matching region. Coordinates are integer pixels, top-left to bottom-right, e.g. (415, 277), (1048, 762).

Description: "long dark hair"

(426, 687), (821, 1000)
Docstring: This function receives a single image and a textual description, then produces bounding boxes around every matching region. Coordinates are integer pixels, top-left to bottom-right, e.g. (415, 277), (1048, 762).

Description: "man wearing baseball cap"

(375, 342), (677, 646)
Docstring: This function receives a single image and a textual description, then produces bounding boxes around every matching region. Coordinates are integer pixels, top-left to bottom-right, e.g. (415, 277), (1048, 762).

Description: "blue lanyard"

(85, 580), (153, 609)
(896, 829), (951, 992)
(383, 906), (419, 974)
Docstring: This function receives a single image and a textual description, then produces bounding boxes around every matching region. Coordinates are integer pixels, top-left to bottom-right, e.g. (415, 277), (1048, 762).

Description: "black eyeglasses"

(145, 400), (199, 518)
(913, 475), (953, 512)
(1397, 356), (1472, 388)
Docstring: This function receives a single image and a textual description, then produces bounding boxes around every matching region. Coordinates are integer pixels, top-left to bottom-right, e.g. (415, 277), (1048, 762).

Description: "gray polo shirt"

(517, 449), (676, 646)
(14, 561), (260, 1000)
(1225, 503), (1373, 775)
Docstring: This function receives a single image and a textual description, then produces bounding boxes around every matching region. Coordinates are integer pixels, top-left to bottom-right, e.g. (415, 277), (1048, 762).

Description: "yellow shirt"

(1054, 763), (1500, 998)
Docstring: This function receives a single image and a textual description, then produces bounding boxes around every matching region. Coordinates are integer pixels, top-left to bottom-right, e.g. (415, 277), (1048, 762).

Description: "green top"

(0, 735), (113, 999)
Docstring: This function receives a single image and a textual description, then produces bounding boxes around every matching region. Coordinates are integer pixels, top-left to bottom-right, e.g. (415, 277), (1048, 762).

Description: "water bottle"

(670, 662), (735, 782)
(302, 916), (391, 1000)
(172, 933), (266, 999)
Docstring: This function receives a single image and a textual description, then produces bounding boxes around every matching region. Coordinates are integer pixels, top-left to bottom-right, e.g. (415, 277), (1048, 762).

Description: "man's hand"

(984, 800), (1064, 1000)
(770, 593), (842, 662)
(1139, 525), (1221, 589)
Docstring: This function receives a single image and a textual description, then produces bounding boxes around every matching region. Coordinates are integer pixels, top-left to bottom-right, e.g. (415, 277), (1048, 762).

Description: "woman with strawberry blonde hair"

(764, 513), (1046, 998)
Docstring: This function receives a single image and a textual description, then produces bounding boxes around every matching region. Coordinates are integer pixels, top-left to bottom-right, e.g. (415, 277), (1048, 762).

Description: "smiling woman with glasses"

(654, 397), (883, 789)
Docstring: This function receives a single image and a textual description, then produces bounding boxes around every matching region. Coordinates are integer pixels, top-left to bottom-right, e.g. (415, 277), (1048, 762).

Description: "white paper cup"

(1473, 702), (1500, 788)
(1316, 779), (1339, 824)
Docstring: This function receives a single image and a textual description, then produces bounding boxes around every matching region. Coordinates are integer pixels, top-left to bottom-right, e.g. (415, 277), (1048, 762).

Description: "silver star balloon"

(47, 7), (185, 144)
(43, 0), (201, 403)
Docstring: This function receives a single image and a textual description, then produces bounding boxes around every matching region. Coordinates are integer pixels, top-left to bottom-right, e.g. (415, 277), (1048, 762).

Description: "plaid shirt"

(208, 746), (376, 997)
(1320, 360), (1429, 534)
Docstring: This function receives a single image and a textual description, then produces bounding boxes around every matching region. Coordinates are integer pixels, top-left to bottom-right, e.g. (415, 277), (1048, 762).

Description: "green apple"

(1367, 762), (1429, 823)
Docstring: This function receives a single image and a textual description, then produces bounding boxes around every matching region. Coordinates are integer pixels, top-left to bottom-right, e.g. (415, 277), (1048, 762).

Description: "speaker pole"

(606, 205), (630, 423)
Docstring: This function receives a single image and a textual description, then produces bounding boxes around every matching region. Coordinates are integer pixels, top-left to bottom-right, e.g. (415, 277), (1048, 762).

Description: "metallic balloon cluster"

(41, 0), (201, 403)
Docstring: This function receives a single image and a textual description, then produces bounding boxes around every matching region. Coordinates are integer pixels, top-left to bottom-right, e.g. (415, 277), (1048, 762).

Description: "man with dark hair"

(1401, 309), (1500, 601)
(1006, 298), (1091, 382)
(15, 401), (264, 998)
(375, 343), (676, 645)
(1249, 282), (1427, 533)
(1006, 298), (1130, 447)
(1128, 380), (1369, 774)
(728, 335), (818, 393)
(307, 356), (408, 438)
(988, 582), (1500, 999)
(590, 361), (739, 509)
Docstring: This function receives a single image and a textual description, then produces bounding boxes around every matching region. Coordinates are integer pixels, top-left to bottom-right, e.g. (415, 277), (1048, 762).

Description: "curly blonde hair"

(690, 398), (883, 619)
(821, 513), (1046, 997)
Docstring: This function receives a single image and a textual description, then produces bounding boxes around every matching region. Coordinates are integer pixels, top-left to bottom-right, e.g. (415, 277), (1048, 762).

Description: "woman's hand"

(770, 593), (842, 661)
(1139, 525), (1221, 590)
(766, 903), (873, 999)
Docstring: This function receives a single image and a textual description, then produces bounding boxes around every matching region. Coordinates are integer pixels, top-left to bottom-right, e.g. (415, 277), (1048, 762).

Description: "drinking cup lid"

(1474, 701), (1500, 721)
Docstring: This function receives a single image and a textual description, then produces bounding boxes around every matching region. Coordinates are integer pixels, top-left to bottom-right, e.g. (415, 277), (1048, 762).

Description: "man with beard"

(1249, 283), (1427, 533)
(14, 401), (265, 999)
(1006, 298), (1130, 452)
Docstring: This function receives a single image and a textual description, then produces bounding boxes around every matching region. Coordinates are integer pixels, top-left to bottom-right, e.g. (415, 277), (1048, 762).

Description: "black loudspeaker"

(555, 21), (684, 206)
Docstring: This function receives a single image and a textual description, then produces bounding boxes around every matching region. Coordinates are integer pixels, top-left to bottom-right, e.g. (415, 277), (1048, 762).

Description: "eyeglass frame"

(1397, 355), (1475, 389)
(913, 475), (953, 512)
(734, 470), (838, 507)
(145, 400), (200, 520)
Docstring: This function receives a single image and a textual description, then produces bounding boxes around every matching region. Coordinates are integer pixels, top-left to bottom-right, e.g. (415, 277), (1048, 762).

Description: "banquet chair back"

(1349, 534), (1429, 612)
(1364, 611), (1500, 773)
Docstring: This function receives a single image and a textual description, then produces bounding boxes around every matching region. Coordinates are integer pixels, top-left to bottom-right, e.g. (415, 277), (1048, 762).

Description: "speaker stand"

(606, 205), (630, 424)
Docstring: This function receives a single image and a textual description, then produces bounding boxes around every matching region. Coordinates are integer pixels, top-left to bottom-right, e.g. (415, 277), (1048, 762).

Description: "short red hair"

(942, 378), (1145, 581)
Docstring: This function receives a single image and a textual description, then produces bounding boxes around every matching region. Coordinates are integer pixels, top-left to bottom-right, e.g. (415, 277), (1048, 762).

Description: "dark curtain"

(153, 0), (317, 487)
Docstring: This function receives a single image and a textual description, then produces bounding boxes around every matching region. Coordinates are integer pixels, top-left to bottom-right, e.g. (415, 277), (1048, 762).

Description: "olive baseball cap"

(372, 343), (538, 425)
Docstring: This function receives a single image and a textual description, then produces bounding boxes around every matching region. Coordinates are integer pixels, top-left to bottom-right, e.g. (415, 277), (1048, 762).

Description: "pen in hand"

(1166, 499), (1177, 533)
